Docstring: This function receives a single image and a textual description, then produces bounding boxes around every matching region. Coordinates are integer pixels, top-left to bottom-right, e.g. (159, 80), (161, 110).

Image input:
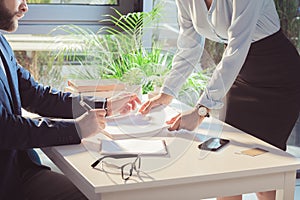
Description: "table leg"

(276, 171), (296, 200)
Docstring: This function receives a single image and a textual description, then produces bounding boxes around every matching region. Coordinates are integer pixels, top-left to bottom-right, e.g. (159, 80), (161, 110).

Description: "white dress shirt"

(0, 55), (7, 77)
(161, 0), (280, 109)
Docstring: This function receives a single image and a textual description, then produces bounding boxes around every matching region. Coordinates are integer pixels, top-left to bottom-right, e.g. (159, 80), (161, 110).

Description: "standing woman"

(139, 0), (300, 199)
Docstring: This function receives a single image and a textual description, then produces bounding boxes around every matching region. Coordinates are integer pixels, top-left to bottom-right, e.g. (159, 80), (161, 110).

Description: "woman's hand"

(76, 109), (106, 138)
(106, 92), (141, 116)
(167, 108), (204, 131)
(138, 93), (173, 115)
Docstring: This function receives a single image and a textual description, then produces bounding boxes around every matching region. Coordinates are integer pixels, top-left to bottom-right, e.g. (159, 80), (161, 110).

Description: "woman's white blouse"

(161, 0), (280, 109)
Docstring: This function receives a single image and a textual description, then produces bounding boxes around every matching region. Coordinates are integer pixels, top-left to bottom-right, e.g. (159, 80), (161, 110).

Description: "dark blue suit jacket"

(0, 33), (97, 199)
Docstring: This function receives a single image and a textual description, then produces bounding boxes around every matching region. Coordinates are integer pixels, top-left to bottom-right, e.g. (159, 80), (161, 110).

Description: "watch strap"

(197, 104), (210, 118)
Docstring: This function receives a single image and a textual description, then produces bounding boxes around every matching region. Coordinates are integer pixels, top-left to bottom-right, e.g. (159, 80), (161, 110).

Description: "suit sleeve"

(0, 63), (102, 150)
(0, 104), (81, 149)
(18, 65), (93, 119)
(0, 35), (105, 150)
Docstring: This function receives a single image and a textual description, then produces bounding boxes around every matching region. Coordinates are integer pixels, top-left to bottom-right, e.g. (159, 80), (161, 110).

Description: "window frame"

(15, 0), (143, 34)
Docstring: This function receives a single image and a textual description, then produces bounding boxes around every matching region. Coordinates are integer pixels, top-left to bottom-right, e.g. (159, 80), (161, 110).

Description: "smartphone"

(198, 138), (230, 151)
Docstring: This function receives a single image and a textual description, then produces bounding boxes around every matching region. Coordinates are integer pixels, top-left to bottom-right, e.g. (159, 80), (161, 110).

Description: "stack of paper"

(102, 105), (179, 139)
(82, 105), (179, 156)
(65, 79), (126, 98)
(67, 79), (125, 92)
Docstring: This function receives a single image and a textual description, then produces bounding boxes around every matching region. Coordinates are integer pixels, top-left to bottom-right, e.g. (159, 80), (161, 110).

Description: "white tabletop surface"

(44, 117), (300, 199)
(42, 99), (300, 200)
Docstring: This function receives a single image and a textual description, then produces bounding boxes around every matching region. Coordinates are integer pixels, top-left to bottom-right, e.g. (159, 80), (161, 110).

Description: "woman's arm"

(198, 0), (265, 109)
(161, 0), (205, 98)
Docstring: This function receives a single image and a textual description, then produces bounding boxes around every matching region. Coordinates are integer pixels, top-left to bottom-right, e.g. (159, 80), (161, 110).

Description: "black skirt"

(224, 29), (300, 150)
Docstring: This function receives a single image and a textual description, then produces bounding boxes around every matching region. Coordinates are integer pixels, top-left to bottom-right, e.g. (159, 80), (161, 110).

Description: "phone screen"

(198, 138), (230, 151)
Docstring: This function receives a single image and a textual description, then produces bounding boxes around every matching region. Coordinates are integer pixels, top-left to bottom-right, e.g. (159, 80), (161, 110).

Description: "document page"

(103, 105), (179, 139)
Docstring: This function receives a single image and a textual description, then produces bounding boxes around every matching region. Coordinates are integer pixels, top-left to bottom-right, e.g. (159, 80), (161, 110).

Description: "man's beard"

(0, 6), (18, 32)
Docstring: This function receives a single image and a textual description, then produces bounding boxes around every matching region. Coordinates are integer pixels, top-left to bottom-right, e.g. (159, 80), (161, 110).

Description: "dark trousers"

(21, 166), (88, 200)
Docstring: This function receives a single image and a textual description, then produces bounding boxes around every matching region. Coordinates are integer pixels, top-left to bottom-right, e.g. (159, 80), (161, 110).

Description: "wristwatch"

(94, 97), (107, 110)
(197, 105), (210, 118)
(94, 97), (108, 116)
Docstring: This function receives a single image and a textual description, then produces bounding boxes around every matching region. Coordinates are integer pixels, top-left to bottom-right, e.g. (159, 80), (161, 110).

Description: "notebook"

(100, 139), (168, 156)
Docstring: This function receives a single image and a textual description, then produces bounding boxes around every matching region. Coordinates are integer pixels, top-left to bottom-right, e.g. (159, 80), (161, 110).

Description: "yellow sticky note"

(240, 148), (268, 157)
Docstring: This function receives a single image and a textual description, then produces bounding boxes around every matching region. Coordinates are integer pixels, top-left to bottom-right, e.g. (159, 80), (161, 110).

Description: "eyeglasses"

(91, 154), (141, 181)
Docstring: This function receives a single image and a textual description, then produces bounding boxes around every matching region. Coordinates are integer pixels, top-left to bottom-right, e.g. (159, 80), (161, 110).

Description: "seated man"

(0, 0), (141, 199)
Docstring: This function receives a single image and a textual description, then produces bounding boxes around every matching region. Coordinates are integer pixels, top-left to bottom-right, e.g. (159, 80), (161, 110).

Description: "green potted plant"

(51, 3), (213, 105)
(53, 4), (173, 93)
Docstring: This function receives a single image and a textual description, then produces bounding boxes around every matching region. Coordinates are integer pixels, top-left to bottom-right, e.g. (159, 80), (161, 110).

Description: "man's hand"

(106, 92), (141, 116)
(76, 109), (106, 138)
(138, 93), (173, 115)
(167, 108), (204, 131)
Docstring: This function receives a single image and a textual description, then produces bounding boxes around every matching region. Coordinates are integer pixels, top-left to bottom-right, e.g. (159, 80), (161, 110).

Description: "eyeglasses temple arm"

(91, 154), (140, 168)
(91, 160), (100, 168)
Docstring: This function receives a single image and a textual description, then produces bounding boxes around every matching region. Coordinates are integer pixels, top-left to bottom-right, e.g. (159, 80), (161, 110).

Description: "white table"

(43, 111), (300, 200)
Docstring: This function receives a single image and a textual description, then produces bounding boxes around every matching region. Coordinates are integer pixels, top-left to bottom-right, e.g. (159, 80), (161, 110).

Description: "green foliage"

(50, 2), (214, 104)
(54, 4), (175, 94)
(203, 41), (224, 66)
(274, 0), (300, 51)
(179, 67), (213, 106)
(14, 50), (65, 90)
(38, 52), (65, 89)
(43, 1), (298, 105)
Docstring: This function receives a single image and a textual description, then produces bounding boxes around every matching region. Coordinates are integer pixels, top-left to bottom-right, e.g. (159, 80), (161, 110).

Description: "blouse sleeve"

(198, 0), (265, 109)
(161, 0), (205, 97)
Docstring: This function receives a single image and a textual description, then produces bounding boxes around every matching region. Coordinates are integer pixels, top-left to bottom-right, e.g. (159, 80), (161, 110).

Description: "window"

(28, 0), (118, 5)
(15, 0), (143, 34)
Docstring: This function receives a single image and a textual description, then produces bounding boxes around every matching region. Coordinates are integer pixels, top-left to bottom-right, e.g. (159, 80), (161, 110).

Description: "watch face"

(198, 106), (207, 117)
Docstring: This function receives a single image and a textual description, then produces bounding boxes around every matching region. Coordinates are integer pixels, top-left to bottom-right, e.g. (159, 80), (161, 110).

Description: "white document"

(102, 105), (179, 139)
(100, 139), (168, 156)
